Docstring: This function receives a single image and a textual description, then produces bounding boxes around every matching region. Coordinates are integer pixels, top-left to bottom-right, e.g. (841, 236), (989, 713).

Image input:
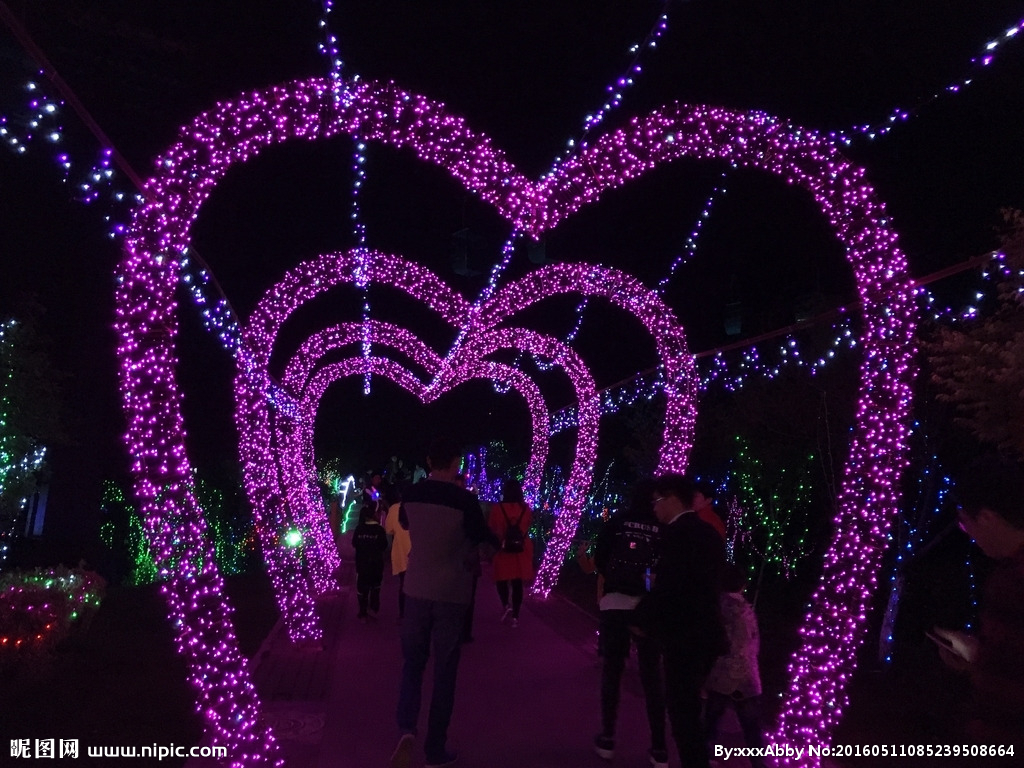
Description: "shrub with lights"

(0, 566), (105, 669)
(99, 480), (159, 586)
(0, 316), (53, 569)
(100, 478), (254, 586)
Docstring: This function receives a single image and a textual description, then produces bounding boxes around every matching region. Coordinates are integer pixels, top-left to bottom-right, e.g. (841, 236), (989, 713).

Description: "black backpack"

(500, 504), (526, 554)
(602, 518), (660, 596)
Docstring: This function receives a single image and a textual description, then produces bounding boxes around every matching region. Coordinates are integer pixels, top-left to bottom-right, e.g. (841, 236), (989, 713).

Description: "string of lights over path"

(3, 4), (1022, 217)
(424, 0), (674, 394)
(547, 246), (1006, 434)
(5, 2), (1018, 416)
(0, 22), (1008, 425)
(0, 1), (305, 414)
(2, 4), (1021, 394)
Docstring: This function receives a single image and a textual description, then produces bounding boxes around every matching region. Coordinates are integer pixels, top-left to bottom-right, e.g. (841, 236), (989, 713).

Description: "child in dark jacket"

(352, 503), (388, 620)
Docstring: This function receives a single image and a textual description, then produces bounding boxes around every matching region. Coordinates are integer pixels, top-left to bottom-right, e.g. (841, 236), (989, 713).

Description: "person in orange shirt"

(488, 477), (533, 627)
(693, 481), (727, 542)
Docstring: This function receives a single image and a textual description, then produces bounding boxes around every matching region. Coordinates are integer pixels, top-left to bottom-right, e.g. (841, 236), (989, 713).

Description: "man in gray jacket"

(390, 437), (497, 768)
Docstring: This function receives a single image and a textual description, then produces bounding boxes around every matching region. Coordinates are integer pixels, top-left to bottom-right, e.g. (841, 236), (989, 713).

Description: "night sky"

(2, 0), (1023, 555)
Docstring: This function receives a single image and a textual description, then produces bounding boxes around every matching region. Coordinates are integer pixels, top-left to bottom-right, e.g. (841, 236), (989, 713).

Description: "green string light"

(726, 434), (815, 580)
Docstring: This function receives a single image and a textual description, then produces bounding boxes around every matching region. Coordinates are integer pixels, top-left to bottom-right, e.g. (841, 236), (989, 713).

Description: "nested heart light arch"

(116, 76), (915, 765)
(240, 249), (695, 626)
(290, 335), (552, 495)
(281, 319), (551, 501)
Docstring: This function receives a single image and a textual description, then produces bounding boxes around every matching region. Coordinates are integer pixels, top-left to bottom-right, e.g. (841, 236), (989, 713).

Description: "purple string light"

(118, 76), (915, 762)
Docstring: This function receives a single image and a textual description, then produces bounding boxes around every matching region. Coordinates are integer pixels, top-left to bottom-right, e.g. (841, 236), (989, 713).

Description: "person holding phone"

(932, 456), (1024, 745)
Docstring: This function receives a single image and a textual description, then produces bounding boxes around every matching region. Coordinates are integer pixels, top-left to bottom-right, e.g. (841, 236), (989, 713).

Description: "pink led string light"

(236, 251), (472, 647)
(281, 320), (549, 501)
(302, 356), (424, 409)
(283, 320), (442, 393)
(120, 76), (914, 762)
(114, 254), (284, 764)
(247, 251), (605, 599)
(295, 355), (548, 496)
(241, 254), (531, 634)
(250, 248), (695, 597)
(474, 262), (696, 473)
(234, 351), (332, 642)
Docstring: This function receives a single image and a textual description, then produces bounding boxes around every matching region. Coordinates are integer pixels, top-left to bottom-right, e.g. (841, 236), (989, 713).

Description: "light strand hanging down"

(552, 0), (672, 166)
(317, 0), (344, 99)
(532, 166), (731, 374)
(547, 248), (1010, 434)
(316, 0), (374, 394)
(434, 0), (675, 385)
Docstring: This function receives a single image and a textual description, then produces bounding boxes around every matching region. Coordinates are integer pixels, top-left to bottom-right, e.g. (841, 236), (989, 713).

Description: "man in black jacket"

(633, 473), (727, 768)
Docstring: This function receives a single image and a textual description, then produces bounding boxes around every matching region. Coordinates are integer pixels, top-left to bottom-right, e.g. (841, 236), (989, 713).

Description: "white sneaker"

(649, 747), (669, 768)
(593, 734), (615, 760)
(511, 618), (519, 628)
(389, 733), (414, 768)
(500, 606), (512, 623)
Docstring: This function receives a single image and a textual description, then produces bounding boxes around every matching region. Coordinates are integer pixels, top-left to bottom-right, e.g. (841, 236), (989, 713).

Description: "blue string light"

(443, 2), (676, 386)
(548, 248), (1013, 433)
(316, 0), (373, 393)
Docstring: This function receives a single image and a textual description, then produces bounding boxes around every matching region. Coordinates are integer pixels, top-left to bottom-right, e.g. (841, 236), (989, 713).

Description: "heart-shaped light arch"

(281, 320), (549, 502)
(242, 249), (693, 619)
(291, 354), (548, 517)
(271, 326), (554, 634)
(116, 76), (916, 765)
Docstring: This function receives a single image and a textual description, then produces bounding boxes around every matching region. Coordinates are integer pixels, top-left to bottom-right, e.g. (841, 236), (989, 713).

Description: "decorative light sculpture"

(281, 320), (549, 501)
(117, 77), (915, 763)
(242, 248), (692, 603)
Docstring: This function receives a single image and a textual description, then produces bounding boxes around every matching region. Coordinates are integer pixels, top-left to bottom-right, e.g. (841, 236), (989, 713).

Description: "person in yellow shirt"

(384, 488), (412, 620)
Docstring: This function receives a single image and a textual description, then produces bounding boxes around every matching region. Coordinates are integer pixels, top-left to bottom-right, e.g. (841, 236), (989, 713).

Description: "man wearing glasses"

(632, 474), (727, 768)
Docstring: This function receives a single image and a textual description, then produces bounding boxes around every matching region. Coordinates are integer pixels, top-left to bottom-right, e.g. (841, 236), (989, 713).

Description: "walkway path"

(194, 553), (752, 768)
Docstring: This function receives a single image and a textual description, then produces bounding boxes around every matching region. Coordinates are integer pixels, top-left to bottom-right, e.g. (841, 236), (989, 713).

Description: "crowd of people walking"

(327, 439), (764, 768)
(323, 440), (1022, 768)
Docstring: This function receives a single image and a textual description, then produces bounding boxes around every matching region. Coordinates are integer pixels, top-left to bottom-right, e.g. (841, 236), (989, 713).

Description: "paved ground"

(193, 550), (752, 768)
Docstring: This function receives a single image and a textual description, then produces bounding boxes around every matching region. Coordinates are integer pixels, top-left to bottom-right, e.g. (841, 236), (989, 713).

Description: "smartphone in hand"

(927, 628), (977, 663)
(925, 630), (958, 654)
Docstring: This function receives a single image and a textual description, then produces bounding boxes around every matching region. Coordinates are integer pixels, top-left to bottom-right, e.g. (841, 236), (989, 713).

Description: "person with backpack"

(488, 477), (533, 628)
(352, 502), (389, 621)
(592, 480), (669, 768)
